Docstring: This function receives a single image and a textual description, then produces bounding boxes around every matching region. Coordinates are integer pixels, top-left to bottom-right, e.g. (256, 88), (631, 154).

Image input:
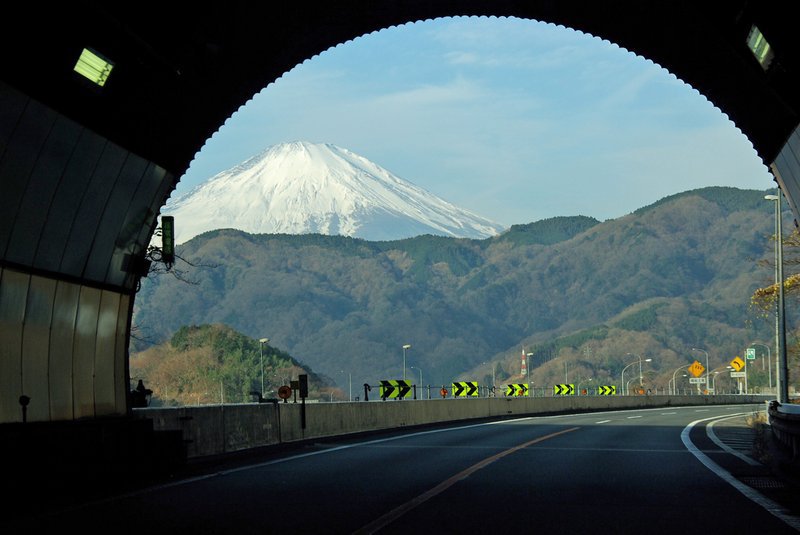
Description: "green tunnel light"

(747, 25), (774, 70)
(74, 48), (114, 86)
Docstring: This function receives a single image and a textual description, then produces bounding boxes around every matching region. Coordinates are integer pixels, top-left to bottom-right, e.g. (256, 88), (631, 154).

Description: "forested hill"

(133, 186), (779, 391)
(130, 323), (330, 406)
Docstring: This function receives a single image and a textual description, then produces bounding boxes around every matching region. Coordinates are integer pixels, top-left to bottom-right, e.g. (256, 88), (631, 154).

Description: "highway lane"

(6, 404), (798, 533)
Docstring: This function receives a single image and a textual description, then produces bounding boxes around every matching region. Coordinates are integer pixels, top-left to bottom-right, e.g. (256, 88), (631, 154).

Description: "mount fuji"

(163, 141), (506, 243)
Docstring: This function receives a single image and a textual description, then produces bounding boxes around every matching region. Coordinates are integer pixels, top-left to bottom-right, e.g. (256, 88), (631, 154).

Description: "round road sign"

(278, 385), (292, 399)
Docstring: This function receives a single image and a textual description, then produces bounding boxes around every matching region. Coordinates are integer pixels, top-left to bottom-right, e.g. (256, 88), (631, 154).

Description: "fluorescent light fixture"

(74, 48), (114, 86)
(747, 25), (774, 70)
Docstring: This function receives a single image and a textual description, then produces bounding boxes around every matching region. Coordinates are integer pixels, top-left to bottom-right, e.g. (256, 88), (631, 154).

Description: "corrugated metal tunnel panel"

(773, 127), (800, 223)
(0, 81), (170, 423)
(0, 82), (172, 290)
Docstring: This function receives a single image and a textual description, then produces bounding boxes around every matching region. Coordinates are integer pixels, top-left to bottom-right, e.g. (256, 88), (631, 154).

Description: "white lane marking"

(353, 427), (580, 534)
(627, 416), (642, 419)
(595, 419), (611, 424)
(661, 412), (677, 415)
(695, 409), (710, 412)
(682, 415), (800, 530)
(707, 415), (761, 466)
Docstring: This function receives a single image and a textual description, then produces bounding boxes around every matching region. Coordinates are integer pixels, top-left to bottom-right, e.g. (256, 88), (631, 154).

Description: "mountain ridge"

(135, 186), (779, 391)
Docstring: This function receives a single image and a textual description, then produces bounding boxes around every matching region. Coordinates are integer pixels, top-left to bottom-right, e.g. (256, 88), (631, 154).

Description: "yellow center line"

(353, 426), (580, 534)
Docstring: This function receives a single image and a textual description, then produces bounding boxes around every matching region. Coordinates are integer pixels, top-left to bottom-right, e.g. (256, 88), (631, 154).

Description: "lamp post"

(765, 194), (789, 404)
(626, 377), (637, 395)
(577, 377), (593, 395)
(711, 371), (722, 393)
(670, 364), (691, 395)
(691, 348), (709, 393)
(259, 338), (269, 395)
(626, 353), (651, 387)
(622, 354), (651, 395)
(705, 365), (731, 395)
(749, 342), (772, 390)
(402, 344), (411, 380)
(620, 359), (638, 396)
(410, 366), (423, 398)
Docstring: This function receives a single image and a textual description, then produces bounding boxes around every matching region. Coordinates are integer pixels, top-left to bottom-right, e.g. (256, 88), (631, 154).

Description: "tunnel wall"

(0, 82), (173, 423)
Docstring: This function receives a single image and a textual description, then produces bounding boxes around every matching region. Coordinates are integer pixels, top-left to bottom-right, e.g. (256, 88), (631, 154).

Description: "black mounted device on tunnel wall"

(161, 216), (175, 267)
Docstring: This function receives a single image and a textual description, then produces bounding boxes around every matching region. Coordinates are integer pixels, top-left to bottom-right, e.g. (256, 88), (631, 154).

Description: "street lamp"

(626, 377), (638, 395)
(765, 193), (789, 404)
(259, 338), (269, 395)
(627, 353), (651, 387)
(402, 344), (411, 380)
(577, 377), (593, 395)
(691, 348), (709, 393)
(711, 371), (723, 394)
(670, 364), (690, 395)
(622, 355), (651, 395)
(749, 342), (772, 390)
(620, 359), (637, 396)
(410, 366), (423, 398)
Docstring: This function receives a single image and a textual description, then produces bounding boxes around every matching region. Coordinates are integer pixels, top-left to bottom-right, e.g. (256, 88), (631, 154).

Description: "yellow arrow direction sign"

(688, 360), (705, 378)
(730, 356), (745, 372)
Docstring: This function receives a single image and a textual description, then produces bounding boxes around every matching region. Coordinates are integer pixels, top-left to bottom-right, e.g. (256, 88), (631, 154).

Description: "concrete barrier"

(137, 395), (770, 460)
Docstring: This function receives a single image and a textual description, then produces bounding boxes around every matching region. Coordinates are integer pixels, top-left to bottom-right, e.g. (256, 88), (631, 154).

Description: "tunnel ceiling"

(2, 1), (798, 184)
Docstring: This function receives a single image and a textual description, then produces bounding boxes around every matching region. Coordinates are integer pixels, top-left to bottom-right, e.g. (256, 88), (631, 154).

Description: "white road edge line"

(706, 415), (761, 467)
(66, 404), (766, 510)
(682, 414), (800, 530)
(595, 420), (611, 424)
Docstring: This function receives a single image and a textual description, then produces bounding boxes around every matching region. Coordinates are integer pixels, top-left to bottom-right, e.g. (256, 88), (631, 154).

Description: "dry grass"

(747, 410), (772, 463)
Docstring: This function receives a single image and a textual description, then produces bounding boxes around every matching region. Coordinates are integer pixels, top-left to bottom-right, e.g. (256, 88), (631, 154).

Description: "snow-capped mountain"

(163, 141), (506, 243)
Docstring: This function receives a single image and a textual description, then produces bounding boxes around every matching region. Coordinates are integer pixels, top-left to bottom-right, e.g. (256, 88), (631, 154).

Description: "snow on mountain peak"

(163, 141), (506, 243)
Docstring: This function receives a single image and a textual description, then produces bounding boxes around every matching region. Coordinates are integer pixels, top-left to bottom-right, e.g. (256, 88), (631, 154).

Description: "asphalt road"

(6, 404), (799, 534)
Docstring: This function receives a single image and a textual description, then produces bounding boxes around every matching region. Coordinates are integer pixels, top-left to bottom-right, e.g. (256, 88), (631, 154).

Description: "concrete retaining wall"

(138, 395), (770, 460)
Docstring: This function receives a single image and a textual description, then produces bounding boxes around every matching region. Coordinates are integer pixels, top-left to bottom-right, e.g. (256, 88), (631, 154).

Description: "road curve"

(5, 404), (798, 534)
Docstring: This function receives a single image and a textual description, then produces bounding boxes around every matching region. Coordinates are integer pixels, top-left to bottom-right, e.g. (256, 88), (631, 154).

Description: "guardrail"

(767, 400), (800, 460)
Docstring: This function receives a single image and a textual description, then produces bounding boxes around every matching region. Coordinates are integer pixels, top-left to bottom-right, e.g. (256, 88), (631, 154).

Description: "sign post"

(688, 361), (705, 393)
(730, 356), (747, 394)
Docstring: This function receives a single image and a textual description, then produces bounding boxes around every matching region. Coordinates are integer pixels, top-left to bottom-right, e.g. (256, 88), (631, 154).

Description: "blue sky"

(177, 16), (775, 227)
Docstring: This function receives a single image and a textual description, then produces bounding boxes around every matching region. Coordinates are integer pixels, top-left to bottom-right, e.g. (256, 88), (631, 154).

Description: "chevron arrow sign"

(505, 384), (529, 396)
(380, 380), (396, 399)
(598, 385), (617, 395)
(380, 380), (413, 399)
(553, 384), (575, 396)
(452, 381), (479, 397)
(397, 380), (412, 399)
